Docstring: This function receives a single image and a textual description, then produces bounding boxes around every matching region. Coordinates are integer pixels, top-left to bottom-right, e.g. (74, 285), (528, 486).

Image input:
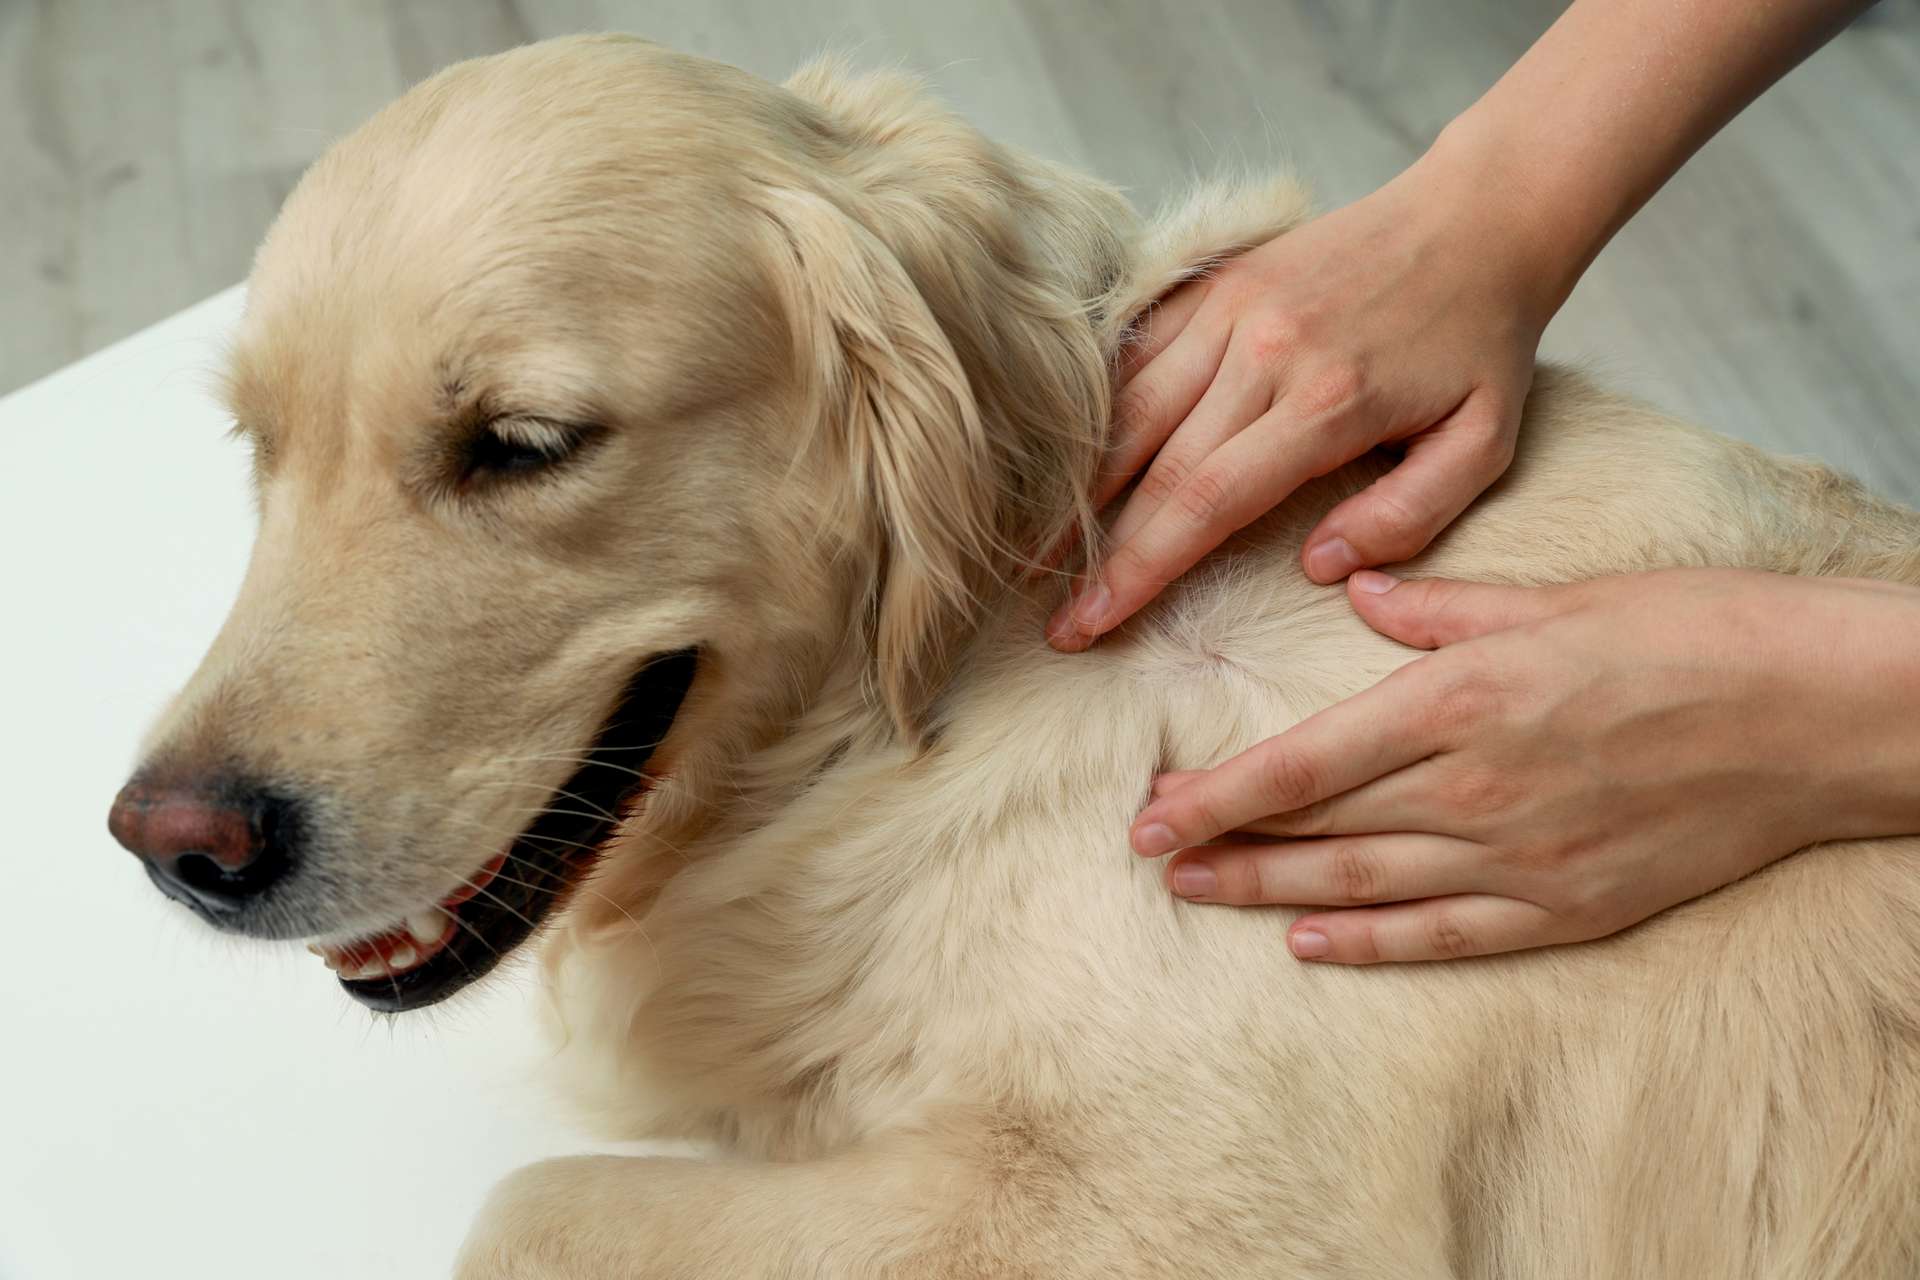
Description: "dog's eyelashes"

(469, 430), (561, 476)
(459, 418), (597, 486)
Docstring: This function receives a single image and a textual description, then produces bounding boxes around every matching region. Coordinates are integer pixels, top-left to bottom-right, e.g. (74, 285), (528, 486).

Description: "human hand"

(1047, 147), (1563, 652)
(1128, 568), (1920, 963)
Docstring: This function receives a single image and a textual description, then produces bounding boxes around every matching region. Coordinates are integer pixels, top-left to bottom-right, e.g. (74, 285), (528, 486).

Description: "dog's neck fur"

(564, 70), (1324, 933)
(544, 74), (1324, 1144)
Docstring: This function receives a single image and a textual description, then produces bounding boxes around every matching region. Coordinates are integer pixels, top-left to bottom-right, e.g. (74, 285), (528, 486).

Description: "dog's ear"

(757, 187), (1007, 741)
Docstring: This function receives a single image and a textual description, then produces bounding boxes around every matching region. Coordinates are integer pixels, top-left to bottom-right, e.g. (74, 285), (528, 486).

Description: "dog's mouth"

(312, 648), (698, 1013)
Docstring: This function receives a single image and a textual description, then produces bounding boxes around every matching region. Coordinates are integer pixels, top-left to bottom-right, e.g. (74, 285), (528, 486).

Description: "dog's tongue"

(308, 853), (509, 982)
(437, 852), (508, 909)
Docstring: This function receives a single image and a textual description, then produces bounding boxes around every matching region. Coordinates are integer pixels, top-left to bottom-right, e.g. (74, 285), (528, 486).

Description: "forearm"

(1420, 0), (1873, 319)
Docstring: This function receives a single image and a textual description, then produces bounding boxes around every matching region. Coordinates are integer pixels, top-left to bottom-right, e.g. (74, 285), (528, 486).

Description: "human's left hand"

(1128, 567), (1920, 963)
(1042, 156), (1547, 651)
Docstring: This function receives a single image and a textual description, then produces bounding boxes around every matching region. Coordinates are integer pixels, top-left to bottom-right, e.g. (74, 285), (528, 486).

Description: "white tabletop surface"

(0, 290), (649, 1280)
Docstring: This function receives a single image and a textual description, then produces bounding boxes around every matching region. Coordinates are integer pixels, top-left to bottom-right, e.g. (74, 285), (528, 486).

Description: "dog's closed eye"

(461, 417), (600, 485)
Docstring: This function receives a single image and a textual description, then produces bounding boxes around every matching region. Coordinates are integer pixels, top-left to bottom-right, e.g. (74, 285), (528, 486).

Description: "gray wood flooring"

(5, 0), (1918, 499)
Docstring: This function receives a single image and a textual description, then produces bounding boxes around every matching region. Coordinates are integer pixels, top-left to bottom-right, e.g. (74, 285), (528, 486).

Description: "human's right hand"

(1129, 569), (1920, 963)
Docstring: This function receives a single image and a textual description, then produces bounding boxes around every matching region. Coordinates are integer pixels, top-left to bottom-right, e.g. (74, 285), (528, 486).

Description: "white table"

(0, 290), (646, 1279)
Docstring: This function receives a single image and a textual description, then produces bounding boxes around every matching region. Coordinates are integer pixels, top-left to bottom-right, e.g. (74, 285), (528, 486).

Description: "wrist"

(1775, 578), (1920, 844)
(1830, 583), (1920, 841)
(1414, 108), (1609, 329)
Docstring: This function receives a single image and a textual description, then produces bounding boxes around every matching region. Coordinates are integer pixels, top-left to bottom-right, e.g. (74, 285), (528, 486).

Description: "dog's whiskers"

(486, 750), (671, 784)
(438, 902), (504, 965)
(455, 778), (629, 825)
(424, 794), (703, 868)
(448, 876), (541, 934)
(450, 793), (626, 827)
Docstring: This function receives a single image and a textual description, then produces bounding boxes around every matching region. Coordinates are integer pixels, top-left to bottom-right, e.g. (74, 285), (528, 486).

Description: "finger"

(1212, 760), (1445, 839)
(1103, 353), (1277, 550)
(1094, 314), (1229, 509)
(1114, 281), (1210, 388)
(1022, 523), (1084, 583)
(1343, 572), (1581, 650)
(1130, 660), (1444, 854)
(1061, 404), (1368, 648)
(1141, 764), (1444, 852)
(1148, 771), (1204, 798)
(1300, 391), (1517, 582)
(1287, 894), (1563, 964)
(1166, 834), (1491, 907)
(1205, 751), (1494, 842)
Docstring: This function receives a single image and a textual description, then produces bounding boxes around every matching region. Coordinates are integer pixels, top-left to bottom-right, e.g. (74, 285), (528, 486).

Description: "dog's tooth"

(347, 957), (388, 981)
(406, 910), (448, 948)
(387, 945), (418, 972)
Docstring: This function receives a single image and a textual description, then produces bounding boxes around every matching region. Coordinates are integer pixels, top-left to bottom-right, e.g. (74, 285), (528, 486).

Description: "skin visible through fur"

(135, 35), (1920, 1279)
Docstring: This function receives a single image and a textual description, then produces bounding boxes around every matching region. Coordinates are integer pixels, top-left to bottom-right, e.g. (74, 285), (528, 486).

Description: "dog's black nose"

(108, 780), (296, 917)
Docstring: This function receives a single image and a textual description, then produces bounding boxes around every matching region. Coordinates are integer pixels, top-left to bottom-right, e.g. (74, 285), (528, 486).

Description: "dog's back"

(539, 362), (1920, 1278)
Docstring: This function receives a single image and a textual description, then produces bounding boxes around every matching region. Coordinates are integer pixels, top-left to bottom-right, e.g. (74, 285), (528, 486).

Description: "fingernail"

(1290, 928), (1330, 959)
(1304, 537), (1360, 582)
(1132, 821), (1178, 857)
(1069, 582), (1111, 630)
(1349, 569), (1399, 595)
(1171, 862), (1216, 898)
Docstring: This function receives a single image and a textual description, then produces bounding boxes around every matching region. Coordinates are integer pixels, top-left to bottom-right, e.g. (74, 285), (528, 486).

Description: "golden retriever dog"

(107, 34), (1920, 1279)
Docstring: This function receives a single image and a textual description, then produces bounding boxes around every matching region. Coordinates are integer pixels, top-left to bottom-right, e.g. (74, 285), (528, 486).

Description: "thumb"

(1346, 571), (1576, 649)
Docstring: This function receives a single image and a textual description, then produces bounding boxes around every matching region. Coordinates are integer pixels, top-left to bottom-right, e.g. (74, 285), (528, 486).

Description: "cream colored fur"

(148, 34), (1920, 1279)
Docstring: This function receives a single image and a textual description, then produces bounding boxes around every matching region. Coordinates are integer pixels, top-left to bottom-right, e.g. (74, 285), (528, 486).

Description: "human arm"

(1047, 0), (1877, 651)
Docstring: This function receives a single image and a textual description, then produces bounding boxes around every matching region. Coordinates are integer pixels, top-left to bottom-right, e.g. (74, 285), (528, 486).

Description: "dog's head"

(105, 36), (1134, 1010)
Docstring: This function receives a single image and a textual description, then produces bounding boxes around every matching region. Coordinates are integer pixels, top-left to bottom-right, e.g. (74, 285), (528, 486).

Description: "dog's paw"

(455, 1157), (620, 1280)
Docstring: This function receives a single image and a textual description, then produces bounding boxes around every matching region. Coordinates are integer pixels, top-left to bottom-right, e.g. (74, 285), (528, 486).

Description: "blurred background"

(3, 0), (1917, 496)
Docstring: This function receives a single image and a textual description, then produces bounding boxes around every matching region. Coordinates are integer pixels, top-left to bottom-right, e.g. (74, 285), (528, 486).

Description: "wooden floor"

(5, 0), (1918, 500)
